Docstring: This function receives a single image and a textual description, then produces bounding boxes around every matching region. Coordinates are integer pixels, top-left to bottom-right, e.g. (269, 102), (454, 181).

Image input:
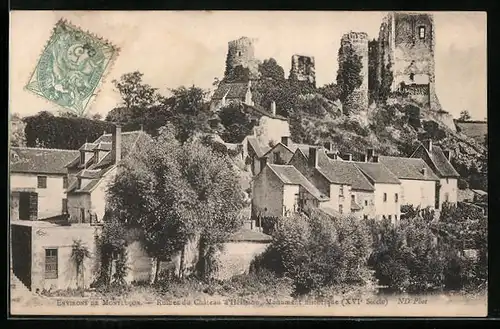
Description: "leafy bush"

(253, 210), (373, 295)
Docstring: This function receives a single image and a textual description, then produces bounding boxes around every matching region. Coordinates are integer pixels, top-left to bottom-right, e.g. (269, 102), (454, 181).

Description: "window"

(444, 193), (449, 202)
(383, 193), (387, 202)
(294, 193), (300, 212)
(238, 51), (242, 56)
(62, 199), (68, 214)
(63, 176), (68, 189)
(365, 200), (368, 206)
(395, 193), (399, 203)
(45, 249), (58, 279)
(339, 205), (343, 214)
(363, 215), (368, 220)
(446, 178), (449, 184)
(382, 215), (386, 220)
(388, 215), (392, 220)
(351, 195), (355, 202)
(37, 176), (47, 189)
(80, 208), (85, 223)
(339, 185), (344, 197)
(395, 215), (398, 221)
(419, 26), (425, 39)
(409, 73), (415, 81)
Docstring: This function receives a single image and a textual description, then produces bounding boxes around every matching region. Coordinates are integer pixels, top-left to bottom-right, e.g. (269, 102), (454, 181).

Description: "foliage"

(378, 63), (394, 103)
(23, 111), (115, 149)
(112, 71), (160, 110)
(317, 83), (341, 102)
(253, 210), (373, 295)
(459, 110), (472, 121)
(259, 58), (285, 81)
(10, 113), (26, 147)
(71, 239), (91, 288)
(106, 127), (245, 282)
(224, 65), (251, 83)
(336, 42), (363, 103)
(217, 103), (256, 143)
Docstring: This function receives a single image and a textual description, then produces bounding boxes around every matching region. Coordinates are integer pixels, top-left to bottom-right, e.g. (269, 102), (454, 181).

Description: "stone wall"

(289, 55), (316, 86)
(340, 32), (369, 114)
(226, 37), (260, 79)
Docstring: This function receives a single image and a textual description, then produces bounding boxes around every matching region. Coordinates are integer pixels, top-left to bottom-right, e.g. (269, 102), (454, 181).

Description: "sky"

(10, 11), (487, 120)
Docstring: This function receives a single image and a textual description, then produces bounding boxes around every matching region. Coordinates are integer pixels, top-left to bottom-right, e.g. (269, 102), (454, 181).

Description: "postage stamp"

(25, 19), (118, 116)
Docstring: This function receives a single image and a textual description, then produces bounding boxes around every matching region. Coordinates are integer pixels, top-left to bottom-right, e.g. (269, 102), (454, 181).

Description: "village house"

(288, 146), (370, 218)
(379, 155), (440, 209)
(10, 147), (79, 221)
(252, 161), (329, 219)
(210, 81), (254, 111)
(354, 152), (402, 222)
(410, 140), (460, 208)
(65, 126), (151, 224)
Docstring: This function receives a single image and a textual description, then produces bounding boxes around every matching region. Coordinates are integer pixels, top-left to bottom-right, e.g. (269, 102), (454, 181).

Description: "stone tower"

(376, 12), (441, 111)
(339, 31), (369, 114)
(289, 54), (316, 87)
(225, 37), (260, 80)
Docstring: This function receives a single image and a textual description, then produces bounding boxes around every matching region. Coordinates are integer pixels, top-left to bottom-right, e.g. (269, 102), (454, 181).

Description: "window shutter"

(29, 192), (38, 221)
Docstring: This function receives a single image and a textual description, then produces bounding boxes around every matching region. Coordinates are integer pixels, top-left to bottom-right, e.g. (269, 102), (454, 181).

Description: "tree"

(106, 126), (244, 282)
(317, 83), (341, 102)
(218, 103), (256, 143)
(459, 110), (472, 121)
(10, 113), (26, 147)
(259, 58), (285, 81)
(112, 71), (160, 111)
(336, 43), (363, 103)
(224, 65), (251, 83)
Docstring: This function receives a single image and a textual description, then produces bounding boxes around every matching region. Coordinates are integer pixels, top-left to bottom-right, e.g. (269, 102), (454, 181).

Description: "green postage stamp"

(25, 19), (118, 115)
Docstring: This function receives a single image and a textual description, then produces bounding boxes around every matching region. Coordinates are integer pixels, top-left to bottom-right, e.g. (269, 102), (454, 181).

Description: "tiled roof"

(228, 227), (272, 243)
(428, 146), (460, 178)
(10, 147), (79, 175)
(379, 156), (439, 181)
(319, 207), (344, 218)
(354, 162), (401, 184)
(301, 149), (374, 191)
(247, 136), (268, 158)
(268, 164), (329, 201)
(212, 82), (249, 100)
(67, 130), (151, 193)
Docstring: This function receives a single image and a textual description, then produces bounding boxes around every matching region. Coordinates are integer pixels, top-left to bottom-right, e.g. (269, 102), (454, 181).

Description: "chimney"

(308, 147), (319, 168)
(423, 139), (432, 152)
(281, 136), (291, 147)
(372, 155), (379, 163)
(443, 150), (452, 162)
(112, 124), (122, 164)
(421, 167), (427, 176)
(366, 148), (374, 162)
(270, 101), (276, 116)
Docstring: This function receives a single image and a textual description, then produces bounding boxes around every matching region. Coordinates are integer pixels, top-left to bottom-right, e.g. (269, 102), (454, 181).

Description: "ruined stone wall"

(226, 37), (260, 79)
(341, 31), (369, 113)
(289, 55), (316, 87)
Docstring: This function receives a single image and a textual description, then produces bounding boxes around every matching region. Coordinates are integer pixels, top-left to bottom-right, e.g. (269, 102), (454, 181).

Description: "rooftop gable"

(10, 147), (79, 175)
(378, 156), (440, 181)
(268, 164), (329, 201)
(410, 143), (460, 178)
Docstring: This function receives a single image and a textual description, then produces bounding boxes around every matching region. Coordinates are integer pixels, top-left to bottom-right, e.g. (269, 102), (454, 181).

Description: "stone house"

(410, 140), (460, 208)
(10, 147), (79, 221)
(210, 81), (254, 111)
(252, 162), (329, 219)
(288, 146), (368, 218)
(65, 126), (151, 224)
(354, 157), (402, 222)
(379, 155), (439, 210)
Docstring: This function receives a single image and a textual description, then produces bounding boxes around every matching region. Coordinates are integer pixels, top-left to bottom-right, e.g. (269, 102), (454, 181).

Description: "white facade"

(10, 173), (67, 220)
(399, 179), (437, 209)
(373, 183), (401, 222)
(439, 177), (458, 207)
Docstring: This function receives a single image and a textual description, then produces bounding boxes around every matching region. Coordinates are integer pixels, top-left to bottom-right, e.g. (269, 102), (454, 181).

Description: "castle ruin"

(373, 12), (441, 111)
(289, 54), (316, 87)
(225, 37), (261, 81)
(339, 31), (369, 114)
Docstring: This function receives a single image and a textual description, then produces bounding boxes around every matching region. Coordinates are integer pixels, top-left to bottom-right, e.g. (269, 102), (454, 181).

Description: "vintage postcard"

(9, 11), (487, 317)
